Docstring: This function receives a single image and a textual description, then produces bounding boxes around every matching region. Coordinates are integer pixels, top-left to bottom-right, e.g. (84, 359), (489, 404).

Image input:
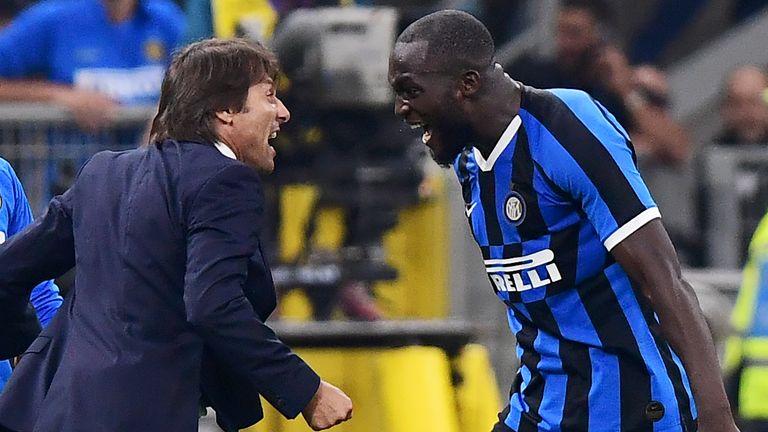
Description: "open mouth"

(409, 122), (432, 145)
(269, 130), (278, 140)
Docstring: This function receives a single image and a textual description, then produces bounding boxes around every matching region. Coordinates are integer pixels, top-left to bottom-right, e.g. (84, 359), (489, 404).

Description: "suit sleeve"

(0, 190), (75, 359)
(184, 164), (320, 419)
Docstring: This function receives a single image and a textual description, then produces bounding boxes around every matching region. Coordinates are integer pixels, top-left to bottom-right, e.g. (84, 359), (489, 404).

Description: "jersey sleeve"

(530, 89), (659, 251)
(0, 3), (54, 78)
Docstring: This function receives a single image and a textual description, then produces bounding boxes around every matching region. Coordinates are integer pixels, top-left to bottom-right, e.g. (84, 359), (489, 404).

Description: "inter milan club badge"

(505, 191), (526, 225)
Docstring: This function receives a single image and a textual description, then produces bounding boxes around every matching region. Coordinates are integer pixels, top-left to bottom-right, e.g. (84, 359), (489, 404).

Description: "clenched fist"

(301, 380), (353, 430)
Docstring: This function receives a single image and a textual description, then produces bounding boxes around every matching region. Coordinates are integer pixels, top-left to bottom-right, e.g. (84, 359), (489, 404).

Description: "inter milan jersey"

(454, 85), (697, 431)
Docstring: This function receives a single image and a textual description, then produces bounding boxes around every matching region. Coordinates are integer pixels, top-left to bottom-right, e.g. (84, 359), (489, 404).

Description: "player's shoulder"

(0, 158), (20, 186)
(520, 85), (592, 117)
(546, 88), (596, 113)
(526, 87), (611, 133)
(0, 159), (21, 213)
(519, 86), (592, 141)
(0, 157), (13, 174)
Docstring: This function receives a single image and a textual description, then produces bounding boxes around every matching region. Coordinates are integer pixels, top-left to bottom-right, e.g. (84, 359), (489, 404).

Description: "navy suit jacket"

(0, 141), (319, 432)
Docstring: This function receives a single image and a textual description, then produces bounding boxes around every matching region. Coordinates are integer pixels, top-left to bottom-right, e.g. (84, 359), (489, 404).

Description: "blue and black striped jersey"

(454, 85), (697, 431)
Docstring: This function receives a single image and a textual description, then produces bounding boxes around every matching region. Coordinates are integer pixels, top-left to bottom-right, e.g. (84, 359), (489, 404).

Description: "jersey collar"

(473, 114), (521, 172)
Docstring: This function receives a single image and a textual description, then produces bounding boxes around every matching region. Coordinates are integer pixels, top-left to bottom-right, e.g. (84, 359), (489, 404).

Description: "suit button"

(645, 401), (665, 422)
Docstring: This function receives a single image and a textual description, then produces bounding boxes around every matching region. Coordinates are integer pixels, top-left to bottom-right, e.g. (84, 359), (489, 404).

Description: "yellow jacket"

(724, 211), (768, 419)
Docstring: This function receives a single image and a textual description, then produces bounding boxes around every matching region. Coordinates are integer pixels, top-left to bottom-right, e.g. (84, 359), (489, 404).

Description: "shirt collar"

(214, 142), (237, 160)
(472, 115), (522, 172)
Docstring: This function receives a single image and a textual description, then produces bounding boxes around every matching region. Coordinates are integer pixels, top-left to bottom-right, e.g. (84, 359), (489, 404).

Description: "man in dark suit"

(0, 38), (353, 432)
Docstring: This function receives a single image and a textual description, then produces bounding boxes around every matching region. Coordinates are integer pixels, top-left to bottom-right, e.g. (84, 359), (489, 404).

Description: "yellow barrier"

(375, 174), (450, 319)
(454, 345), (503, 432)
(378, 347), (460, 432)
(246, 345), (500, 431)
(244, 345), (500, 432)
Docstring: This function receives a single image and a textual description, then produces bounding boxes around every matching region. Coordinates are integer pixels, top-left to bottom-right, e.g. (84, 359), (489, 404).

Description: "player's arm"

(611, 222), (738, 431)
(538, 90), (736, 430)
(184, 164), (351, 430)
(0, 190), (75, 359)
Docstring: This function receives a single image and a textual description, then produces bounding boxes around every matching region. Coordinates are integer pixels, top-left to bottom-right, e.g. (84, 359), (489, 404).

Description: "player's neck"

(472, 76), (521, 159)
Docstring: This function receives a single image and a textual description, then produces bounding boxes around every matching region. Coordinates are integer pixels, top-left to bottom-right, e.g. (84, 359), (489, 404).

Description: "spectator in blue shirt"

(0, 157), (63, 392)
(0, 0), (185, 132)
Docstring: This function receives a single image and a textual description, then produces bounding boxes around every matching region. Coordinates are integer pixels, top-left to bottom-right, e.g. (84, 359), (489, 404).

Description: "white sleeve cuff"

(604, 207), (661, 251)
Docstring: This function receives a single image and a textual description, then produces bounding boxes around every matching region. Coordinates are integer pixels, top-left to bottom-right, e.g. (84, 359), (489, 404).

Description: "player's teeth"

(410, 124), (423, 130)
(422, 130), (432, 144)
(269, 132), (277, 139)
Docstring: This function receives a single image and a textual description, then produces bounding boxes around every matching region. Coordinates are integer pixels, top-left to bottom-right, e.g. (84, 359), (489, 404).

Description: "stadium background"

(0, 0), (766, 430)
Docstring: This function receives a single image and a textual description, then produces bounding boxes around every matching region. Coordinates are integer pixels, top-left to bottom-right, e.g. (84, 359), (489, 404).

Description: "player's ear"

(213, 109), (235, 125)
(458, 70), (481, 97)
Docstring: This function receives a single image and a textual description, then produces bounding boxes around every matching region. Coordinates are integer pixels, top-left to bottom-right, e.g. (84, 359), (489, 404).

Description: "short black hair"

(395, 10), (495, 74)
(561, 0), (611, 24)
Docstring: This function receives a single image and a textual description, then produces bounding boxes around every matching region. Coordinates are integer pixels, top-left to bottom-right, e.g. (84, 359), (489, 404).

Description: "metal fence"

(0, 103), (155, 214)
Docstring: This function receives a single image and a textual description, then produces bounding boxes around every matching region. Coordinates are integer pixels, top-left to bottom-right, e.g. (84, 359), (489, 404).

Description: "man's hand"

(53, 88), (118, 133)
(301, 380), (353, 430)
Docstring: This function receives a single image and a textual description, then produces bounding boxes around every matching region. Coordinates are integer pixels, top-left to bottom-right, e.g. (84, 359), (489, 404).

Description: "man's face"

(226, 81), (290, 173)
(556, 8), (601, 70)
(388, 42), (471, 166)
(722, 70), (768, 143)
